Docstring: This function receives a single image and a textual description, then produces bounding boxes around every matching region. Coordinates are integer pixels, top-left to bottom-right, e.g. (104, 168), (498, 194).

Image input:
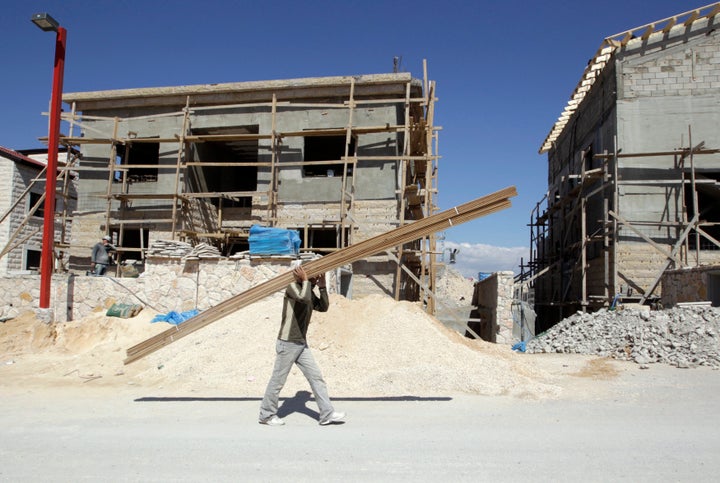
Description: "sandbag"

(106, 303), (143, 318)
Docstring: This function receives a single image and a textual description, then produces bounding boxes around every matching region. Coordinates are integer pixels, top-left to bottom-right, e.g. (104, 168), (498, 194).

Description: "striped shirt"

(277, 281), (329, 343)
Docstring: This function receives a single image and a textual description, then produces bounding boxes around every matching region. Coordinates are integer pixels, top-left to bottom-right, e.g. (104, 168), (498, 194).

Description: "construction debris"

(146, 240), (222, 259)
(146, 240), (194, 258)
(525, 306), (720, 369)
(182, 243), (222, 260)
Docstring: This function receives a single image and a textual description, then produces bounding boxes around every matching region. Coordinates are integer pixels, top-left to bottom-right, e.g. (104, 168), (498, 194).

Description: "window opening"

(190, 126), (259, 208)
(121, 228), (149, 258)
(296, 226), (350, 253)
(28, 192), (45, 218)
(120, 140), (160, 183)
(25, 248), (41, 271)
(685, 174), (720, 250)
(227, 239), (249, 257)
(303, 135), (355, 177)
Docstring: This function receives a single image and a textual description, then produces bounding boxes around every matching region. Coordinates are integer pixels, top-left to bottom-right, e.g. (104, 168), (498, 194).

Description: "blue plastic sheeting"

(151, 309), (200, 325)
(511, 341), (527, 352)
(248, 225), (301, 255)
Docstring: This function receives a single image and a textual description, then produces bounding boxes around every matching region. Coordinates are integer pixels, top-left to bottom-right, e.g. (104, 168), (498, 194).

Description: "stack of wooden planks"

(124, 186), (517, 364)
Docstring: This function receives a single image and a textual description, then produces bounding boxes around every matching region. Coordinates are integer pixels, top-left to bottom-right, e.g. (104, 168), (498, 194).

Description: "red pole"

(39, 26), (66, 309)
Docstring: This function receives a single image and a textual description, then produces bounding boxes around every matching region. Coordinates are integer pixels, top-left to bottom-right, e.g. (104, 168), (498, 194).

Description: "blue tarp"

(511, 341), (527, 352)
(151, 309), (200, 325)
(248, 225), (301, 256)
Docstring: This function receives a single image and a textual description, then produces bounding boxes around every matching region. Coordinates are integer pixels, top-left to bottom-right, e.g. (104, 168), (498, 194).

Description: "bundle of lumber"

(124, 186), (517, 364)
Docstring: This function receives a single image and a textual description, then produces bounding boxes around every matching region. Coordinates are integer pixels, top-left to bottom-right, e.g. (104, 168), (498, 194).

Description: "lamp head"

(31, 13), (60, 32)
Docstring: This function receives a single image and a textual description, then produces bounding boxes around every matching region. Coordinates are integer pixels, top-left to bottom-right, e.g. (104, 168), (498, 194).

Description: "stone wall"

(661, 265), (720, 307)
(0, 257), (338, 323)
(470, 271), (514, 344)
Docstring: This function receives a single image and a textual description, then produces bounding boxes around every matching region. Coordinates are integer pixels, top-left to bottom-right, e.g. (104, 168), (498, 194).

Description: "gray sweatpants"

(259, 339), (334, 422)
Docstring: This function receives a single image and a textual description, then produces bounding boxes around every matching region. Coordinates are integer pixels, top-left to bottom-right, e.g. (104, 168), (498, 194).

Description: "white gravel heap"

(525, 306), (720, 368)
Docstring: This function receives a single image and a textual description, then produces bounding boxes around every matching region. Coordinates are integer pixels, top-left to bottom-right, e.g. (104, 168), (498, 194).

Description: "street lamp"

(32, 12), (66, 309)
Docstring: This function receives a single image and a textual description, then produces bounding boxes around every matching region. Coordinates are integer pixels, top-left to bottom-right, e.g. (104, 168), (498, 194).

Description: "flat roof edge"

(64, 72), (417, 103)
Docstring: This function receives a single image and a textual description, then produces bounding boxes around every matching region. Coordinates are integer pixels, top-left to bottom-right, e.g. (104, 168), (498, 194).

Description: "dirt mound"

(1, 294), (561, 398)
(435, 266), (475, 307)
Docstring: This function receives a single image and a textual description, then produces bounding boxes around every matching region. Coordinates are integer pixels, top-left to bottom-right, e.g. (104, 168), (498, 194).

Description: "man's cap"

(102, 235), (112, 241)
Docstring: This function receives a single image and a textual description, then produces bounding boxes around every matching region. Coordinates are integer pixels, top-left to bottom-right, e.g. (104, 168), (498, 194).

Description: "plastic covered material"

(248, 225), (301, 256)
(151, 309), (199, 325)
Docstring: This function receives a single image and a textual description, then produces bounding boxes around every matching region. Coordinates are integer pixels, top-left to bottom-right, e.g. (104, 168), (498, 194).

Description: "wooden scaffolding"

(523, 128), (720, 328)
(53, 66), (440, 309)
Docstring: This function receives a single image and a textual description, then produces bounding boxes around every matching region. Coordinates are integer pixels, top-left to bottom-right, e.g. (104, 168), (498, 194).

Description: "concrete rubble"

(525, 306), (720, 369)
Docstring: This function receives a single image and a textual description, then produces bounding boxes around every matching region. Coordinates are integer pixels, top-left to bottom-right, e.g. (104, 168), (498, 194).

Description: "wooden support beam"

(640, 213), (699, 304)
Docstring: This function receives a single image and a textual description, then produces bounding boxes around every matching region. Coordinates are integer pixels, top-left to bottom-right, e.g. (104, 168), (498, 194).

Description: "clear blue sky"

(1, 0), (703, 277)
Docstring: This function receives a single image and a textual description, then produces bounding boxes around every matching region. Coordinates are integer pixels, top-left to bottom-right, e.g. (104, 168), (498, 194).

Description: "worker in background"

(90, 235), (116, 276)
(259, 263), (345, 426)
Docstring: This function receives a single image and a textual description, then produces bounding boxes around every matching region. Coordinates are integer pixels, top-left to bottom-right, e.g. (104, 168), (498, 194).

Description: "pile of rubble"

(525, 305), (720, 369)
(145, 240), (194, 257)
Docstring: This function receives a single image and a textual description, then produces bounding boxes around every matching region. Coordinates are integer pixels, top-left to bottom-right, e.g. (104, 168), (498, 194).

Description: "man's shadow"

(277, 390), (345, 424)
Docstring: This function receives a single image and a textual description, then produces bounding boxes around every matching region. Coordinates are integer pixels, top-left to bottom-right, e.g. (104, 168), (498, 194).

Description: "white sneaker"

(319, 411), (346, 425)
(259, 415), (285, 426)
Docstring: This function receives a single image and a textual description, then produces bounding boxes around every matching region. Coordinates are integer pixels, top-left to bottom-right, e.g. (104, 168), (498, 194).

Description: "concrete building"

(527, 3), (720, 330)
(60, 71), (439, 302)
(0, 146), (77, 276)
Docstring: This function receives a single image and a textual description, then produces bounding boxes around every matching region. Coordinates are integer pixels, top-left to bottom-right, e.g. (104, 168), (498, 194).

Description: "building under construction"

(527, 3), (720, 331)
(57, 68), (439, 304)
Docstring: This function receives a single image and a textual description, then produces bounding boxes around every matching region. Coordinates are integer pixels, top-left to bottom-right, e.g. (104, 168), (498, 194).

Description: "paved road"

(1, 359), (718, 482)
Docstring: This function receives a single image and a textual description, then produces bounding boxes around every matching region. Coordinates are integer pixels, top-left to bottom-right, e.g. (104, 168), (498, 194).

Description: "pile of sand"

(434, 266), (475, 307)
(1, 292), (561, 398)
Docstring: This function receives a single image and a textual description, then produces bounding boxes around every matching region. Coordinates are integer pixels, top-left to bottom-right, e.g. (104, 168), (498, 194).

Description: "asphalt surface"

(1, 358), (719, 482)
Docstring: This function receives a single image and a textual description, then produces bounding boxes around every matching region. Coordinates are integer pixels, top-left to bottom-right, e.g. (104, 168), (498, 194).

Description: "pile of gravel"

(525, 306), (720, 368)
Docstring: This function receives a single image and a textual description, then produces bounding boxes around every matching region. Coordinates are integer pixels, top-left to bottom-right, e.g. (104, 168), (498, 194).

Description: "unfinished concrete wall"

(70, 100), (401, 247)
(612, 22), (720, 296)
(547, 61), (618, 191)
(615, 21), (720, 239)
(75, 103), (399, 205)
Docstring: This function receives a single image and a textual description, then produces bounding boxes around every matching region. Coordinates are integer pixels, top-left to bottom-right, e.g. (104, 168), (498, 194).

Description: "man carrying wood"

(259, 264), (345, 426)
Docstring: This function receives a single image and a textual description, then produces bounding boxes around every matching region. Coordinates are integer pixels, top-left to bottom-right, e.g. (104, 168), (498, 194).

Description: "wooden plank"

(706, 4), (720, 18)
(662, 17), (677, 33)
(124, 186), (517, 364)
(184, 161), (273, 167)
(641, 24), (655, 41)
(111, 193), (186, 200)
(684, 10), (700, 26)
